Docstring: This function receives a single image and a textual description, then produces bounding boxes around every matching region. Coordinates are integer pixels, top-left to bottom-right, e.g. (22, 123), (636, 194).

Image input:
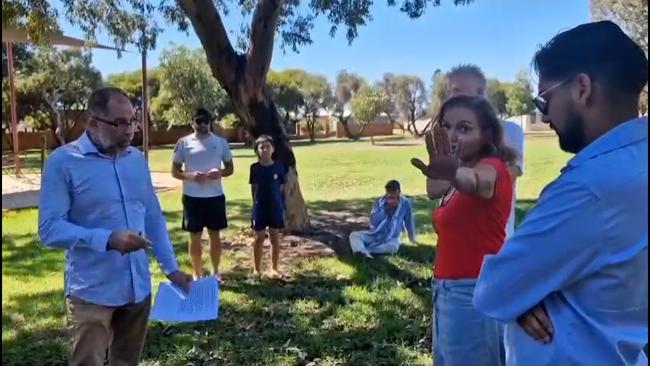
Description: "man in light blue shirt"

(39, 87), (192, 366)
(474, 21), (648, 366)
(349, 180), (417, 258)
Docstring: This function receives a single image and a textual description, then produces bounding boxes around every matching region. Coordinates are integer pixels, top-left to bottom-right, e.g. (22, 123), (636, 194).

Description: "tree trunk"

(358, 121), (371, 138)
(307, 113), (317, 142)
(336, 114), (361, 140)
(179, 0), (311, 233)
(45, 93), (65, 146)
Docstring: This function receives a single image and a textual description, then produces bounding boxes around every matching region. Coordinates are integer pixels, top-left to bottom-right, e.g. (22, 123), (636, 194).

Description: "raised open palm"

(410, 123), (462, 181)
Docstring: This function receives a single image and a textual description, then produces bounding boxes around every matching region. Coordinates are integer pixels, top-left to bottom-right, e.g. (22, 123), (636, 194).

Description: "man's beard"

(557, 109), (588, 154)
(195, 126), (210, 135)
(93, 132), (132, 152)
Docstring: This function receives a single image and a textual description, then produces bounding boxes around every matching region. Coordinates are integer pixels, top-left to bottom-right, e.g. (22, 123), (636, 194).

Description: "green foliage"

(506, 70), (535, 116)
(350, 86), (388, 124)
(486, 78), (512, 117)
(155, 45), (229, 128)
(220, 113), (243, 129)
(293, 70), (333, 141)
(3, 47), (101, 132)
(393, 75), (428, 121)
(334, 70), (367, 114)
(429, 69), (447, 116)
(267, 70), (304, 121)
(2, 43), (33, 79)
(3, 0), (476, 56)
(105, 68), (161, 100)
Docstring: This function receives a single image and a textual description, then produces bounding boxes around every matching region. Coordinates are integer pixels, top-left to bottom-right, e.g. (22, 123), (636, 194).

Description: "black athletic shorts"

(251, 205), (285, 231)
(182, 195), (228, 233)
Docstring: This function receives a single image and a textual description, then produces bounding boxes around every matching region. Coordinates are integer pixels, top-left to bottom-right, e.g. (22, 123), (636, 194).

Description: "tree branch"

(177, 0), (239, 89)
(246, 0), (283, 93)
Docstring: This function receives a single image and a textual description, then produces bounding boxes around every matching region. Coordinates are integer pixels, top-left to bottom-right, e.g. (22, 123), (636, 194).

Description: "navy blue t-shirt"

(249, 161), (285, 214)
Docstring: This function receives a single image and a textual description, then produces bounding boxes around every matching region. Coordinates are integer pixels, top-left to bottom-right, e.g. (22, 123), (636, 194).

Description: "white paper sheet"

(150, 276), (219, 322)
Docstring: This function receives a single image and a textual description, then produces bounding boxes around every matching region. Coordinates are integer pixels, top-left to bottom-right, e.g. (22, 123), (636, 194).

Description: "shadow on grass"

(2, 289), (68, 366)
(2, 195), (544, 365)
(2, 233), (64, 278)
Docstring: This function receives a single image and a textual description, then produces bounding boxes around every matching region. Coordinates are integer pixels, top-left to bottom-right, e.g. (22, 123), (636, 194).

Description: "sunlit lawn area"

(2, 134), (570, 365)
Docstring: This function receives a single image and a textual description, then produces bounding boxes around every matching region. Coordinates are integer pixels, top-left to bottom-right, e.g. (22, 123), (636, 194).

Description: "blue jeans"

(432, 278), (505, 366)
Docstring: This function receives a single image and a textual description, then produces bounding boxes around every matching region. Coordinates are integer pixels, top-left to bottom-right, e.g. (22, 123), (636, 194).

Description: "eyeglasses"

(532, 79), (570, 115)
(91, 115), (138, 129)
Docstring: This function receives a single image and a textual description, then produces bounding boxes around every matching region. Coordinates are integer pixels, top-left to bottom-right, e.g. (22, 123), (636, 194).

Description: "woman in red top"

(411, 95), (517, 366)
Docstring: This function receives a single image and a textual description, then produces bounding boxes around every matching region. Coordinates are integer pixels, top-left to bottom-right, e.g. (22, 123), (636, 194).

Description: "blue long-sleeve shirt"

(38, 132), (179, 307)
(368, 196), (416, 242)
(474, 117), (648, 366)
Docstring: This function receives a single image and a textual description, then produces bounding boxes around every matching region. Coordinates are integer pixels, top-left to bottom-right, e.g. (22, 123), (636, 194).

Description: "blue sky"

(60, 0), (590, 84)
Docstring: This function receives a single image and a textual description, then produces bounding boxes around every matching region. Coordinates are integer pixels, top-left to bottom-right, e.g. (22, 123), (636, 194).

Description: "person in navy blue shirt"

(249, 135), (286, 279)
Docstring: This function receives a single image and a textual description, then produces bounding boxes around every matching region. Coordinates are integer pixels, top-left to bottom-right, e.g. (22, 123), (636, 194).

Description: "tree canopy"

(350, 86), (388, 125)
(154, 45), (229, 128)
(506, 70), (534, 116)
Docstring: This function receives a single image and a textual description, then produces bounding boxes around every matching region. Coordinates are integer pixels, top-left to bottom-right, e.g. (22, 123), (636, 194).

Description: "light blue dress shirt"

(474, 117), (648, 366)
(38, 132), (179, 307)
(368, 196), (416, 243)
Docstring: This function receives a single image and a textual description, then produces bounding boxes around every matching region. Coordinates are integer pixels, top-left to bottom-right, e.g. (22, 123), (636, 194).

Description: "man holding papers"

(38, 87), (192, 366)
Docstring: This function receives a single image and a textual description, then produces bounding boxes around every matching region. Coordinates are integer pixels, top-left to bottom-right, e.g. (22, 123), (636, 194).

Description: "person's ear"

(573, 73), (593, 110)
(86, 117), (98, 129)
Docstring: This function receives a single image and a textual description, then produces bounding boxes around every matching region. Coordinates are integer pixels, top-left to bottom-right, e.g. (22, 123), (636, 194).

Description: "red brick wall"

(2, 127), (246, 151)
(335, 122), (394, 138)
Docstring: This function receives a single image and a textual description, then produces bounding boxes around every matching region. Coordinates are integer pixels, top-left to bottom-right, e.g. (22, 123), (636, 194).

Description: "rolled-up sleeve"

(473, 178), (605, 322)
(404, 200), (416, 241)
(369, 198), (386, 228)
(143, 163), (179, 275)
(38, 153), (111, 252)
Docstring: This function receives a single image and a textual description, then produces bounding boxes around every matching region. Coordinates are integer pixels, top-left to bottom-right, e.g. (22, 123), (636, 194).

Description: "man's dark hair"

(447, 64), (487, 87)
(533, 21), (648, 98)
(193, 108), (213, 121)
(385, 180), (401, 193)
(87, 87), (129, 116)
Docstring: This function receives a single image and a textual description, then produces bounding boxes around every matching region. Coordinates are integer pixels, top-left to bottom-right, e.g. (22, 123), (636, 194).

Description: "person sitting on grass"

(249, 134), (286, 279)
(349, 180), (417, 258)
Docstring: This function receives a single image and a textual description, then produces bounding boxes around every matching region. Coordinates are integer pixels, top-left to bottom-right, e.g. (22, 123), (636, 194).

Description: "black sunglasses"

(193, 117), (212, 125)
(533, 79), (570, 115)
(91, 115), (138, 128)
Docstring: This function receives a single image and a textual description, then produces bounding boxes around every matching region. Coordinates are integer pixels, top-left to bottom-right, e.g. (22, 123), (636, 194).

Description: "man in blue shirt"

(38, 87), (192, 366)
(473, 21), (648, 365)
(349, 180), (417, 258)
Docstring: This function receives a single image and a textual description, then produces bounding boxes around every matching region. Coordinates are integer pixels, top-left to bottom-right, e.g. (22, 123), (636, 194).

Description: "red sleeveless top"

(432, 157), (513, 279)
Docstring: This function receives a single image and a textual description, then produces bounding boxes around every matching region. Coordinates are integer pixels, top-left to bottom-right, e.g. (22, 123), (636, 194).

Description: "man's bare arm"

(171, 162), (193, 181)
(222, 160), (234, 178)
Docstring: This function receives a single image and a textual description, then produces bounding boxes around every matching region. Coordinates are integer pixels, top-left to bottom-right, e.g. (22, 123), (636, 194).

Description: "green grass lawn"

(2, 135), (570, 366)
